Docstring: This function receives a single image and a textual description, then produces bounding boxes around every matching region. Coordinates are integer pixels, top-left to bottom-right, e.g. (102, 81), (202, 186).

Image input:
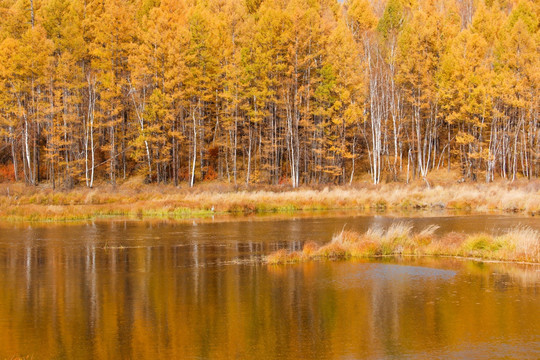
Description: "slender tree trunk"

(190, 111), (197, 188)
(10, 127), (18, 181)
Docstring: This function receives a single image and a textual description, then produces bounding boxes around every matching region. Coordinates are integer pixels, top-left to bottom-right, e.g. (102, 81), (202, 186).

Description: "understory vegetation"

(266, 223), (540, 264)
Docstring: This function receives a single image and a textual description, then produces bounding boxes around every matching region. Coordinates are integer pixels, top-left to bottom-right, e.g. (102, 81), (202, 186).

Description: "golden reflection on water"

(0, 220), (538, 359)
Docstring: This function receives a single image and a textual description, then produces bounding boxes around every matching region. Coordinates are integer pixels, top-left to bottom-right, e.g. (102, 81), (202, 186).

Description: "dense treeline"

(0, 0), (538, 188)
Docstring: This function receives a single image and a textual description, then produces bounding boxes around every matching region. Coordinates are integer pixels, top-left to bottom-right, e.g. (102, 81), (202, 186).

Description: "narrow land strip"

(0, 181), (538, 221)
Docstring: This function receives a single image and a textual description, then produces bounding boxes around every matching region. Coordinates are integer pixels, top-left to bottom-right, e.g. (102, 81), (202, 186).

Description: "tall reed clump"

(489, 227), (540, 263)
(266, 224), (540, 264)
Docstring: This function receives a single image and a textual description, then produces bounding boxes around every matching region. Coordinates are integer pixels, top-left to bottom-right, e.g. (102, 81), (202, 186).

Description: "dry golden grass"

(316, 242), (348, 258)
(266, 224), (540, 264)
(266, 249), (306, 264)
(0, 179), (538, 221)
(302, 241), (320, 256)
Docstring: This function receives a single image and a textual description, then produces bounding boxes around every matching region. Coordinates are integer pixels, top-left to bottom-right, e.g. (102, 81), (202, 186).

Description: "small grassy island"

(266, 223), (540, 264)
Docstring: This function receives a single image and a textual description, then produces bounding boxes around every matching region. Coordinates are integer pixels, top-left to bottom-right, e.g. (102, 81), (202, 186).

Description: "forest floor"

(0, 177), (538, 221)
(266, 223), (540, 264)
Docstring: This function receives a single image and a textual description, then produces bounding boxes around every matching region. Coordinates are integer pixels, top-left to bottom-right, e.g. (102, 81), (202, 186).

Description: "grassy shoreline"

(0, 180), (538, 221)
(266, 223), (540, 264)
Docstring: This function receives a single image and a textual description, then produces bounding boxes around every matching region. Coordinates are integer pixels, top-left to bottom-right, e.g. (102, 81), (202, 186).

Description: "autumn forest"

(0, 0), (538, 189)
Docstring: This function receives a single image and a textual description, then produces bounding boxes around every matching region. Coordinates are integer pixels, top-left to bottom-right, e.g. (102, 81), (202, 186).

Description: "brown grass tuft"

(266, 249), (305, 264)
(315, 242), (348, 259)
(302, 241), (320, 256)
(331, 230), (362, 245)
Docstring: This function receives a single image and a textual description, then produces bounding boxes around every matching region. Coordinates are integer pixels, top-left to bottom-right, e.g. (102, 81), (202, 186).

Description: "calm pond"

(0, 214), (539, 359)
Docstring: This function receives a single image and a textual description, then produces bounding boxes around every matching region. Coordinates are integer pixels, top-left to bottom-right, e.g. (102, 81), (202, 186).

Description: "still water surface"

(0, 214), (539, 359)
